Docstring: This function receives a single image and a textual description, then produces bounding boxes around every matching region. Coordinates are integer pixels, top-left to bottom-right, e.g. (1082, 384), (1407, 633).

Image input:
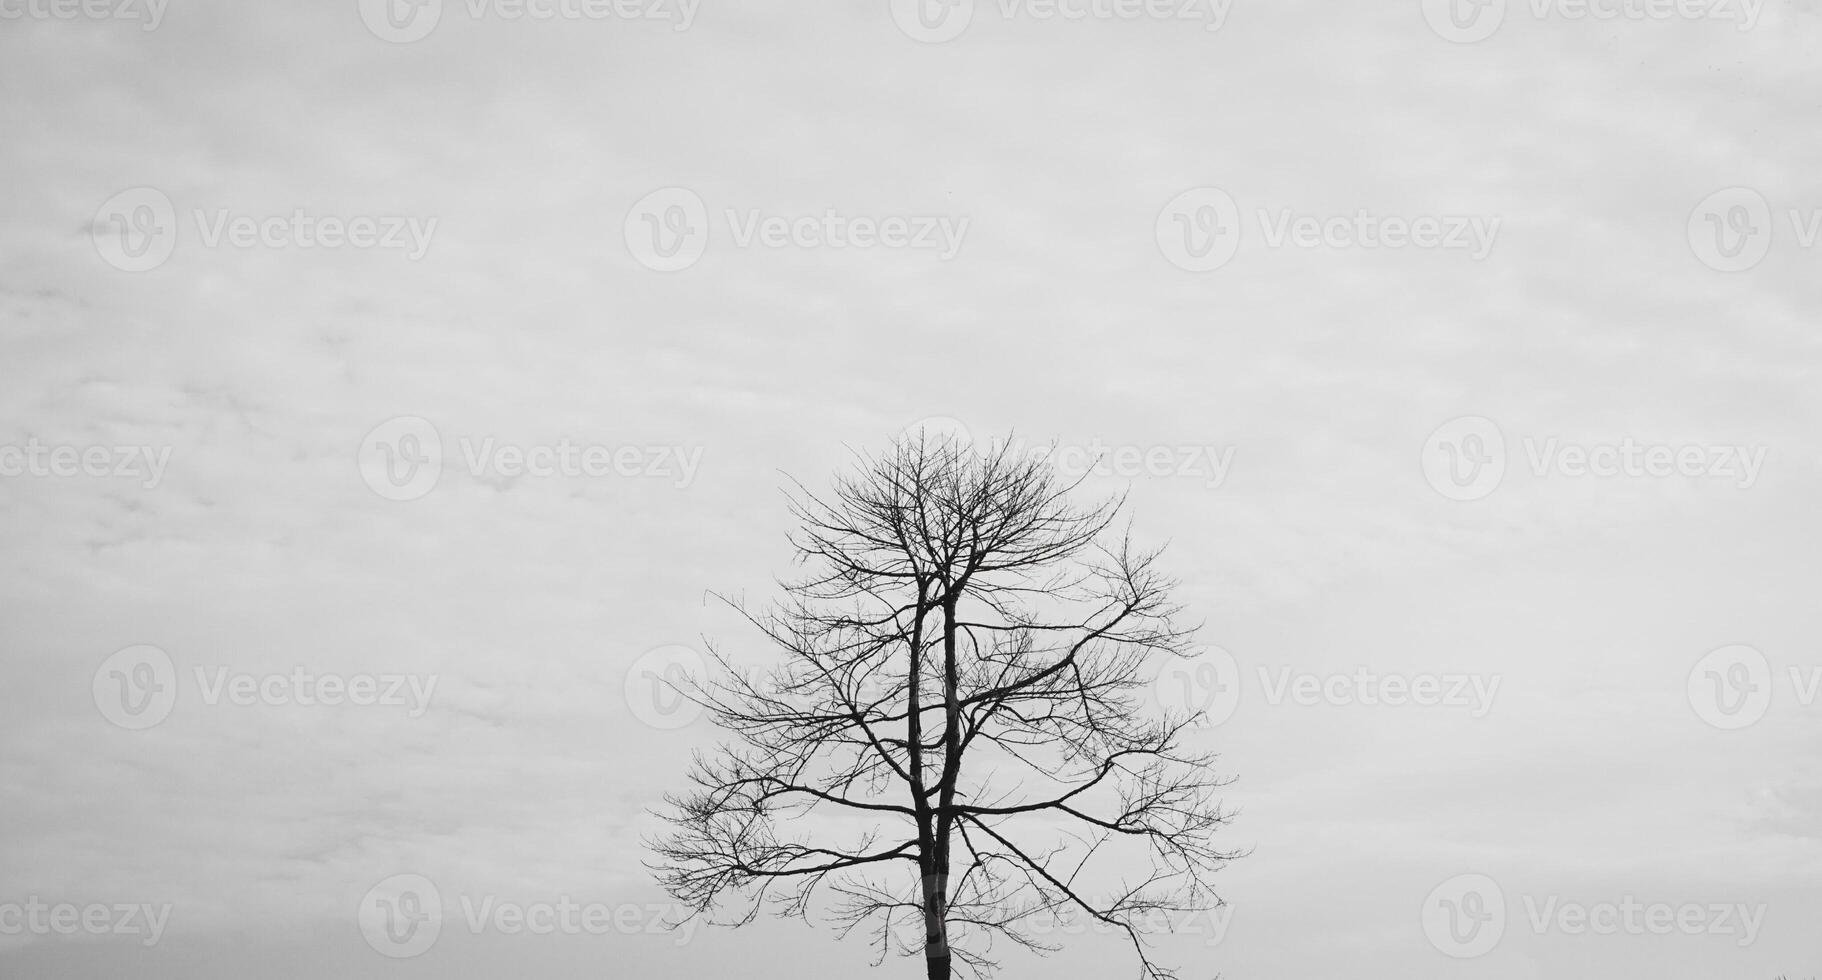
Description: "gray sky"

(2, 1), (1820, 978)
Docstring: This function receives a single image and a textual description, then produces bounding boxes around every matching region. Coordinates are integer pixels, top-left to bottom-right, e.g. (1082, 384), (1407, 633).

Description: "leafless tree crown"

(648, 434), (1241, 980)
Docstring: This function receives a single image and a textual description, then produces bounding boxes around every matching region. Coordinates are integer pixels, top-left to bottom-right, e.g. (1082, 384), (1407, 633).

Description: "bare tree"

(648, 435), (1241, 980)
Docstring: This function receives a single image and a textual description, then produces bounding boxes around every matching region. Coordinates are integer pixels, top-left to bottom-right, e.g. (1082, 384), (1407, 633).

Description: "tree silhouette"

(648, 435), (1240, 979)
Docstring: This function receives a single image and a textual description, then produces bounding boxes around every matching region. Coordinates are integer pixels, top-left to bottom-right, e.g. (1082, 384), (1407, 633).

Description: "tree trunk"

(921, 868), (949, 979)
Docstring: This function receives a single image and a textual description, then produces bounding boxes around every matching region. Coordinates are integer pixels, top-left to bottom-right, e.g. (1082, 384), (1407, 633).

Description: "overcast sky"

(2, 1), (1820, 978)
